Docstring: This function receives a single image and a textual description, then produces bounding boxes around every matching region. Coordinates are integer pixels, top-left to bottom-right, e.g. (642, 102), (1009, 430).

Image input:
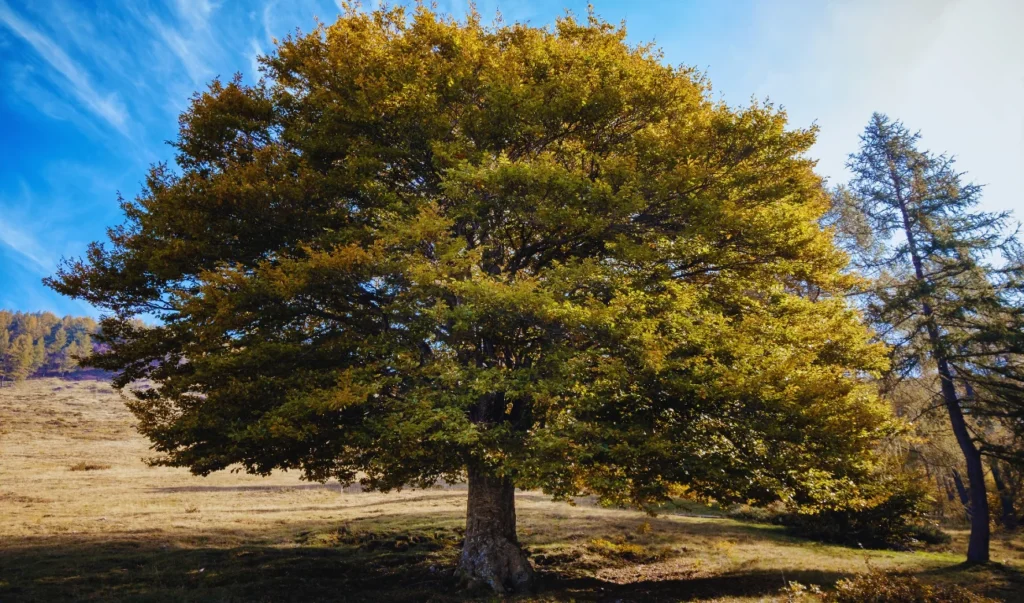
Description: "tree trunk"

(990, 459), (1018, 531)
(951, 469), (971, 519)
(938, 362), (990, 562)
(886, 158), (990, 563)
(456, 466), (535, 593)
(941, 476), (956, 504)
(961, 451), (991, 561)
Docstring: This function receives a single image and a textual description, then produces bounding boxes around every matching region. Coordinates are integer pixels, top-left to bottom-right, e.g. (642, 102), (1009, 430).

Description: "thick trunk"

(938, 362), (990, 562)
(456, 466), (535, 593)
(962, 449), (991, 561)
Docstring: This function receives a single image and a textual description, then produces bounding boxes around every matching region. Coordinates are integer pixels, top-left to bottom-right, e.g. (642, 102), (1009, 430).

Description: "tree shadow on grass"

(0, 534), (455, 603)
(918, 560), (1024, 603)
(541, 569), (848, 602)
(0, 531), (846, 603)
(5, 506), (1010, 603)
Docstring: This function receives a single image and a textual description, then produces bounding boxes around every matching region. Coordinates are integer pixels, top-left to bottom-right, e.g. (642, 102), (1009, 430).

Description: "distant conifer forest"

(0, 311), (99, 384)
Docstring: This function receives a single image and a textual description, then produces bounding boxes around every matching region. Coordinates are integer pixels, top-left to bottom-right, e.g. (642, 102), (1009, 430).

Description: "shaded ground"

(1, 378), (1022, 602)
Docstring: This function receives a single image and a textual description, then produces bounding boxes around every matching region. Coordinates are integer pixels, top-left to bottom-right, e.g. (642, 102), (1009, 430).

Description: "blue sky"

(1, 0), (1021, 316)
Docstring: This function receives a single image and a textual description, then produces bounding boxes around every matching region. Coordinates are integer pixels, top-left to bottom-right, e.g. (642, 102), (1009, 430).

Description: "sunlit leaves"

(51, 6), (890, 510)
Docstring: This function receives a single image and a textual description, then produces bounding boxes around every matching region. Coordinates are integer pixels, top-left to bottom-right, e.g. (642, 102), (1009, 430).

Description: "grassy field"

(1, 378), (1022, 602)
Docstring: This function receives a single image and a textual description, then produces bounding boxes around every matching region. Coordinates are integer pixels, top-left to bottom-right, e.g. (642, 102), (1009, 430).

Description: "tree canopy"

(50, 7), (893, 591)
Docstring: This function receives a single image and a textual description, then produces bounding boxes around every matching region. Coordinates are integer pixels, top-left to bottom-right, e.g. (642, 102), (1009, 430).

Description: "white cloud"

(0, 0), (131, 136)
(175, 0), (215, 32)
(151, 16), (214, 85)
(742, 0), (1024, 217)
(263, 1), (278, 43)
(0, 220), (49, 273)
(248, 38), (265, 79)
(0, 184), (53, 274)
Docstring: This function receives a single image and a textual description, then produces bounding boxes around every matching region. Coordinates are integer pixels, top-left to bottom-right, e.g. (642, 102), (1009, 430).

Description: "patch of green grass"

(586, 537), (676, 564)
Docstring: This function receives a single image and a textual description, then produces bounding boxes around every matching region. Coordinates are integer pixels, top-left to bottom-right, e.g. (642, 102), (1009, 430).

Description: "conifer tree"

(31, 338), (46, 375)
(4, 334), (35, 382)
(47, 326), (69, 375)
(0, 311), (11, 386)
(49, 8), (893, 591)
(839, 113), (1024, 562)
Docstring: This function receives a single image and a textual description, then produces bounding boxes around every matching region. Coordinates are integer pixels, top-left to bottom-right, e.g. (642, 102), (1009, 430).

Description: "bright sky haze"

(1, 0), (1021, 315)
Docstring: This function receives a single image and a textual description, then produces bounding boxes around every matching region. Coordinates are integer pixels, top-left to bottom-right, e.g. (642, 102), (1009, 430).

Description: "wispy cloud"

(175, 0), (215, 32)
(151, 17), (215, 85)
(0, 184), (52, 274)
(0, 0), (131, 136)
(248, 38), (265, 78)
(0, 221), (49, 273)
(739, 0), (1024, 216)
(262, 1), (278, 43)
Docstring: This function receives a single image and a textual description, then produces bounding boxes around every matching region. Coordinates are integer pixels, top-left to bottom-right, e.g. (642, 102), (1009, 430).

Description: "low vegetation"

(68, 461), (112, 472)
(1, 378), (1021, 601)
(823, 572), (999, 603)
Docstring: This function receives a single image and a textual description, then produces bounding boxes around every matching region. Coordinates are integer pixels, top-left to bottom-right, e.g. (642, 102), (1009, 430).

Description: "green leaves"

(50, 6), (890, 511)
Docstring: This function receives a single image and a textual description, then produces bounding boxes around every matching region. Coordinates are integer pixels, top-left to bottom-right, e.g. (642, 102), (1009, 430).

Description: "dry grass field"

(1, 378), (1022, 602)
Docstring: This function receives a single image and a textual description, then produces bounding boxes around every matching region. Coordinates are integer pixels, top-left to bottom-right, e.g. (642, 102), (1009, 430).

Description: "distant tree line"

(0, 311), (99, 384)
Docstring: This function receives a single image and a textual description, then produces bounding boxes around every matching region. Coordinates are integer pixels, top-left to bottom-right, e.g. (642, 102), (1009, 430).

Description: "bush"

(727, 473), (949, 551)
(586, 538), (673, 563)
(782, 474), (939, 550)
(68, 462), (111, 471)
(727, 501), (788, 524)
(824, 572), (995, 602)
(906, 521), (951, 545)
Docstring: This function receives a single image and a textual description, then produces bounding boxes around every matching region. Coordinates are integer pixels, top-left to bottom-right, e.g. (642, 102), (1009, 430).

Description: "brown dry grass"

(1, 378), (1022, 602)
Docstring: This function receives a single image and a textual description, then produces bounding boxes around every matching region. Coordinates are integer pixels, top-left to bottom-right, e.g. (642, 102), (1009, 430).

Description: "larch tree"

(839, 113), (1024, 562)
(49, 8), (893, 592)
(0, 311), (11, 386)
(46, 326), (69, 375)
(4, 334), (35, 383)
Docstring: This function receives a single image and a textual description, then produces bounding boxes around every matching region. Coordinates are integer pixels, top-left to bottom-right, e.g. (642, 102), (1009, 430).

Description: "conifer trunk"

(938, 361), (990, 561)
(456, 466), (535, 593)
(886, 154), (990, 563)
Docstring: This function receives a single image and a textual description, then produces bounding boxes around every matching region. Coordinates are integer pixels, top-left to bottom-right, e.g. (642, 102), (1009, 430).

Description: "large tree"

(49, 8), (892, 592)
(838, 113), (1024, 562)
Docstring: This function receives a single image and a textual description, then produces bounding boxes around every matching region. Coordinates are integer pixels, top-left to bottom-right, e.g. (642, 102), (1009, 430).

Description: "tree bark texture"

(456, 466), (535, 593)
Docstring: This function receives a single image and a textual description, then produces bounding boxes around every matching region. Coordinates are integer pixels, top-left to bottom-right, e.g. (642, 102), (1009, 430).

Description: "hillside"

(1, 378), (1022, 602)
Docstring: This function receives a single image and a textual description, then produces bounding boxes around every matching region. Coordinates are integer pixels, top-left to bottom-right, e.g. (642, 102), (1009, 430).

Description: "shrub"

(586, 538), (673, 563)
(782, 473), (939, 550)
(68, 462), (111, 471)
(726, 491), (949, 550)
(906, 521), (952, 545)
(727, 501), (788, 524)
(824, 572), (995, 602)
